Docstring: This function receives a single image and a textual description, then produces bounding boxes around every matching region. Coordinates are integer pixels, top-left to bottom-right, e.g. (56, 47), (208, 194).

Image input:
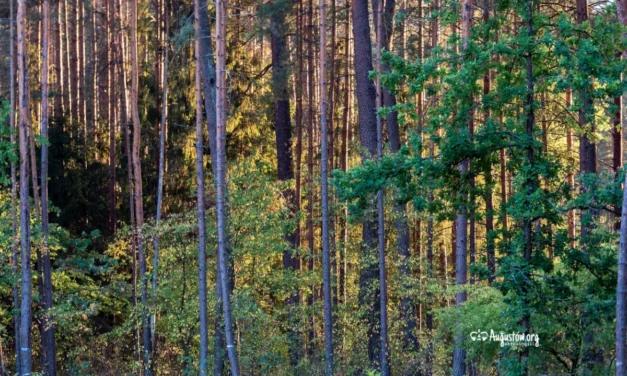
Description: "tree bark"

(453, 2), (471, 374)
(108, 0), (117, 235)
(17, 0), (33, 369)
(9, 0), (21, 370)
(130, 0), (152, 371)
(269, 0), (301, 366)
(41, 0), (57, 372)
(319, 0), (335, 372)
(375, 2), (390, 374)
(352, 0), (381, 366)
(614, 2), (627, 374)
(193, 3), (208, 371)
(215, 0), (241, 372)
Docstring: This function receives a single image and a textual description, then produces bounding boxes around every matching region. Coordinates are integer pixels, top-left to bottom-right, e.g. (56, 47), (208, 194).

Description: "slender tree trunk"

(453, 2), (471, 374)
(9, 0), (21, 370)
(425, 1), (438, 373)
(54, 0), (62, 117)
(194, 3), (208, 371)
(319, 0), (334, 372)
(374, 2), (390, 373)
(108, 0), (117, 235)
(294, 0), (305, 361)
(339, 1), (350, 309)
(565, 88), (574, 246)
(151, 4), (168, 361)
(40, 0), (57, 372)
(195, 0), (231, 370)
(215, 1), (241, 372)
(130, 0), (152, 371)
(17, 0), (33, 370)
(70, 0), (78, 120)
(306, 0), (316, 355)
(614, 3), (627, 374)
(617, 173), (627, 376)
(519, 0), (535, 369)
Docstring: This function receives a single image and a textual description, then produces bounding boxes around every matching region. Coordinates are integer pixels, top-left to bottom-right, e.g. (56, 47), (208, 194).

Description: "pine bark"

(215, 0), (241, 372)
(614, 2), (627, 374)
(41, 0), (57, 372)
(9, 0), (21, 370)
(319, 0), (334, 372)
(108, 0), (117, 235)
(193, 2), (208, 371)
(269, 0), (301, 365)
(352, 0), (381, 366)
(453, 2), (471, 374)
(130, 0), (152, 371)
(17, 0), (33, 370)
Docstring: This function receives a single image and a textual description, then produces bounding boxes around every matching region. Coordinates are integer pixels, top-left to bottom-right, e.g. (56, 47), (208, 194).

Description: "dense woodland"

(2, 0), (627, 374)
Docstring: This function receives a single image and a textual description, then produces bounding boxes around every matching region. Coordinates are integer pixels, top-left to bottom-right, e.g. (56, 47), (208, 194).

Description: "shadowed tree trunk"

(269, 0), (301, 365)
(319, 0), (334, 372)
(9, 0), (21, 371)
(193, 3), (208, 371)
(614, 2), (627, 374)
(41, 0), (57, 372)
(453, 2), (472, 374)
(17, 0), (33, 370)
(374, 1), (389, 373)
(352, 0), (381, 367)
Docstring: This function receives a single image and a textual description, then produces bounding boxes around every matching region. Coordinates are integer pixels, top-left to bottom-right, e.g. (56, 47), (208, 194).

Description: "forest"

(1, 0), (627, 374)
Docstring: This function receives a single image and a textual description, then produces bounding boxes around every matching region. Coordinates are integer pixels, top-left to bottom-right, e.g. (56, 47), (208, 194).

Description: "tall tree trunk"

(374, 2), (390, 373)
(130, 0), (152, 371)
(195, 0), (232, 370)
(617, 173), (627, 376)
(577, 0), (601, 368)
(108, 0), (117, 235)
(453, 1), (471, 374)
(566, 88), (574, 246)
(614, 3), (627, 375)
(519, 0), (535, 369)
(269, 0), (301, 366)
(40, 0), (57, 372)
(151, 3), (168, 361)
(319, 0), (334, 372)
(53, 0), (62, 117)
(352, 0), (380, 367)
(425, 1), (438, 373)
(306, 0), (316, 355)
(215, 1), (241, 373)
(70, 0), (78, 120)
(17, 0), (33, 370)
(193, 4), (208, 372)
(9, 0), (21, 370)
